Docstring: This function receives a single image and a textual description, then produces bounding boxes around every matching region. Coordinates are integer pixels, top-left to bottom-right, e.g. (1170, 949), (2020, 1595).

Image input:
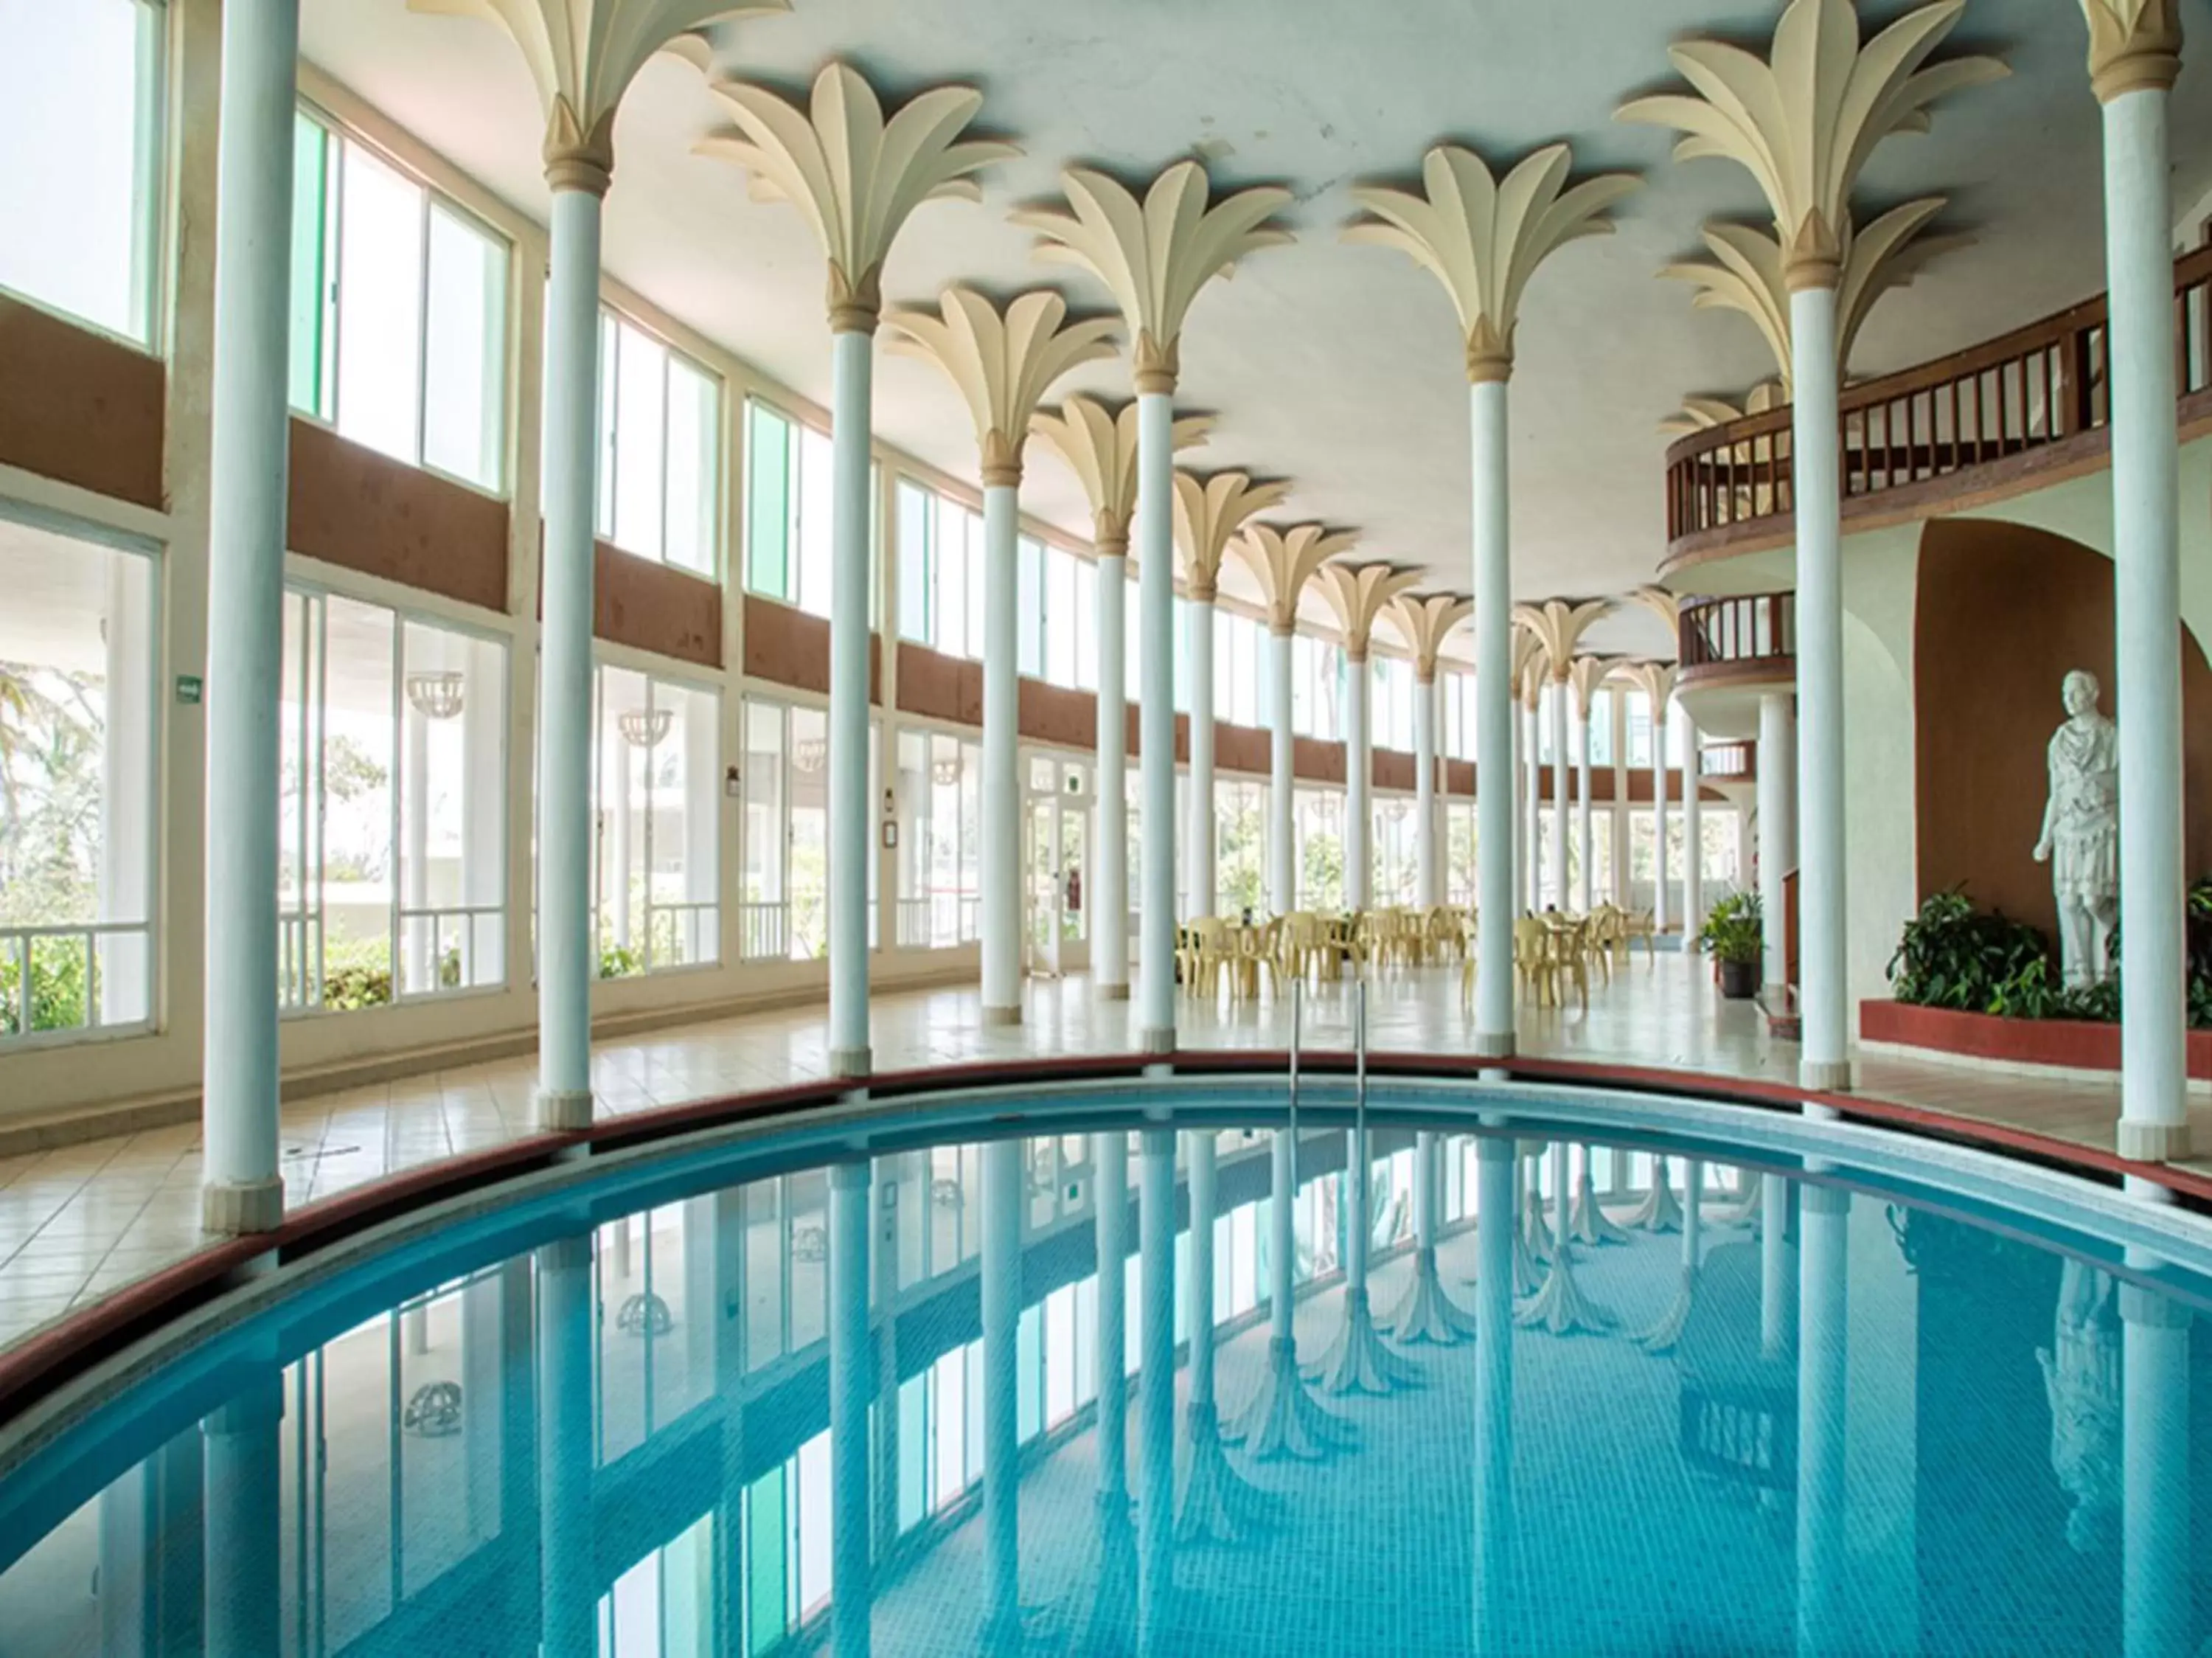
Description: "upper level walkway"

(0, 958), (2197, 1362)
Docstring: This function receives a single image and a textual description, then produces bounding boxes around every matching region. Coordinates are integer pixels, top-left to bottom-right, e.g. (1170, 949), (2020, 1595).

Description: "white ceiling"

(300, 0), (2211, 660)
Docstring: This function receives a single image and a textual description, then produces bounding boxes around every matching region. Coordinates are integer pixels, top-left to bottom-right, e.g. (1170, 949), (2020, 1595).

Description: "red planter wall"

(1860, 998), (2212, 1079)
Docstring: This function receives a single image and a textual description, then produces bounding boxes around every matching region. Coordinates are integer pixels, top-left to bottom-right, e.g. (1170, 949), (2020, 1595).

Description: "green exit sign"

(175, 674), (202, 705)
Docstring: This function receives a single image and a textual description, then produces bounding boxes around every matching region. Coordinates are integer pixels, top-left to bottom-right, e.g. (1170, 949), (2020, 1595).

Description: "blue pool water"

(0, 1080), (2207, 1657)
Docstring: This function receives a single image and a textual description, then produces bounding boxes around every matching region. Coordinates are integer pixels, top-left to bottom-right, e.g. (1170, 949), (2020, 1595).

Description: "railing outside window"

(0, 922), (153, 1045)
(740, 901), (789, 963)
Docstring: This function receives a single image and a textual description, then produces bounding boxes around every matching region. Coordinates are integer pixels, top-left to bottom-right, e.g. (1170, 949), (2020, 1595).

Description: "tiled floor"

(0, 953), (2199, 1353)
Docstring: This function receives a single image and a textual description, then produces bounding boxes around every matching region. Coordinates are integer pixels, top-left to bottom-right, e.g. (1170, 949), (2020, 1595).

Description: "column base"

(201, 1176), (283, 1235)
(1799, 1058), (1852, 1094)
(1096, 981), (1131, 1002)
(830, 1047), (872, 1081)
(982, 1005), (1023, 1027)
(1474, 1030), (1514, 1060)
(2118, 1118), (2191, 1163)
(1140, 1027), (1175, 1055)
(535, 1087), (594, 1133)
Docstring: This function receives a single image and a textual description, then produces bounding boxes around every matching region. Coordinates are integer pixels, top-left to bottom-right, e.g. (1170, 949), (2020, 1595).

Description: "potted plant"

(1698, 891), (1764, 1000)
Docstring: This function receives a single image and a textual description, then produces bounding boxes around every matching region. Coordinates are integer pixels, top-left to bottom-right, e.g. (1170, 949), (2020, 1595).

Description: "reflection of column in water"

(535, 1234), (594, 1658)
(1137, 1130), (1178, 1649)
(102, 1429), (203, 1654)
(829, 1160), (874, 1658)
(1761, 1173), (1794, 1359)
(203, 1370), (284, 1658)
(1388, 1128), (1477, 1343)
(1082, 1130), (1138, 1653)
(1313, 1125), (1421, 1391)
(1179, 1130), (1272, 1541)
(2121, 1259), (2191, 1658)
(1226, 1123), (1350, 1457)
(981, 1140), (1023, 1642)
(1473, 1137), (1517, 1658)
(1795, 1183), (1848, 1658)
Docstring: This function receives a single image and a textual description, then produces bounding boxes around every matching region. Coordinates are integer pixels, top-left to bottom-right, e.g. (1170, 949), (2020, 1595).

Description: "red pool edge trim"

(1, 1044), (2199, 1429)
(1860, 996), (2212, 1079)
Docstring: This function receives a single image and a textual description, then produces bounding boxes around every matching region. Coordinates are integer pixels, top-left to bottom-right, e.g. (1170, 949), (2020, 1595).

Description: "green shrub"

(1888, 890), (2048, 1012)
(1697, 890), (1764, 965)
(0, 946), (89, 1036)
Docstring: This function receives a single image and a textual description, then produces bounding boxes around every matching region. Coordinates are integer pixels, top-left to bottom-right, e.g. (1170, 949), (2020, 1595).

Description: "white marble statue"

(2035, 1259), (2119, 1555)
(2032, 669), (2119, 990)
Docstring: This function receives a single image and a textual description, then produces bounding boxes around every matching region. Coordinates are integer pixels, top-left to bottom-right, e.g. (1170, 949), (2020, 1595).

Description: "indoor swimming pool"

(0, 1077), (2206, 1657)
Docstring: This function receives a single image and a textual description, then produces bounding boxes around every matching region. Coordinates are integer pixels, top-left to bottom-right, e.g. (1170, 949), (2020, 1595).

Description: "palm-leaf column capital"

(700, 63), (1020, 333)
(2081, 0), (2183, 101)
(1314, 561), (1423, 664)
(1032, 395), (1213, 555)
(885, 288), (1119, 486)
(1661, 201), (1971, 391)
(1346, 142), (1638, 384)
(1511, 597), (1614, 684)
(1234, 522), (1360, 635)
(1508, 623), (1547, 710)
(1565, 652), (1623, 712)
(1172, 470), (1291, 603)
(1613, 657), (1680, 710)
(1388, 592), (1475, 684)
(1617, 0), (2005, 291)
(410, 0), (790, 191)
(1015, 162), (1295, 395)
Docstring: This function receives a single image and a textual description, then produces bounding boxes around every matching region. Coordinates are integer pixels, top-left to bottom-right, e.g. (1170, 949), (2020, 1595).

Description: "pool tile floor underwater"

(0, 958), (2202, 1355)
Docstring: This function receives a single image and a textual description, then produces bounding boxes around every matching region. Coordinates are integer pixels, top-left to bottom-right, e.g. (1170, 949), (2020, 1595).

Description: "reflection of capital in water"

(534, 1233), (594, 1658)
(202, 1367), (283, 1658)
(2120, 1259), (2191, 1658)
(1795, 1184), (1848, 1658)
(829, 1159), (874, 1658)
(1472, 1136), (1517, 1658)
(1136, 1130), (1178, 1652)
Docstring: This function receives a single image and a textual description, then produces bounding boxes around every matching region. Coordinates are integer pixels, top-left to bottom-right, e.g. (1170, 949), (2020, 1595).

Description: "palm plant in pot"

(1699, 891), (1764, 999)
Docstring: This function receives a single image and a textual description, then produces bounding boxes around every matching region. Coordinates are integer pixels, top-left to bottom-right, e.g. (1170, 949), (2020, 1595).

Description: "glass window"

(1625, 690), (1652, 769)
(0, 508), (157, 1043)
(1588, 686), (1616, 768)
(280, 590), (509, 1009)
(1073, 558), (1098, 692)
(1294, 788), (1345, 912)
(896, 480), (933, 642)
(0, 0), (164, 343)
(1215, 779), (1265, 918)
(288, 111), (509, 491)
(592, 667), (719, 977)
(745, 400), (836, 610)
(1018, 536), (1045, 679)
(594, 313), (717, 572)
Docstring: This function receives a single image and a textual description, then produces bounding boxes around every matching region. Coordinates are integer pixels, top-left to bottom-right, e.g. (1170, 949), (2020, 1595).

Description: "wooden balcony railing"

(1679, 592), (1795, 680)
(1663, 244), (2212, 565)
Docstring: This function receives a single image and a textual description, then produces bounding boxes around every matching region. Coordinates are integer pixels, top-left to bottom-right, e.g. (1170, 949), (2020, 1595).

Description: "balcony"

(1698, 740), (1756, 785)
(1661, 245), (2212, 575)
(1676, 593), (1795, 739)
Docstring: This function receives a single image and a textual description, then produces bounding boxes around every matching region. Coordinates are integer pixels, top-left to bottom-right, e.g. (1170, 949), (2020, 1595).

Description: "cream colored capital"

(1347, 142), (1636, 385)
(1174, 471), (1290, 605)
(1619, 0), (2004, 295)
(1033, 395), (1213, 553)
(410, 0), (791, 194)
(700, 63), (1018, 336)
(1016, 162), (1293, 398)
(1391, 591), (1474, 686)
(886, 287), (1119, 492)
(1512, 597), (1612, 684)
(2083, 0), (2183, 100)
(1315, 560), (1422, 665)
(1235, 521), (1360, 634)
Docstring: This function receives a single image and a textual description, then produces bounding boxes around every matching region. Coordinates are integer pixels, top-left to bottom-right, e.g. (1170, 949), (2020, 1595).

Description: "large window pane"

(396, 622), (507, 993)
(0, 510), (157, 1041)
(0, 0), (161, 342)
(746, 403), (793, 600)
(594, 667), (720, 976)
(896, 482), (931, 641)
(602, 313), (719, 569)
(421, 207), (507, 490)
(795, 424), (834, 615)
(664, 357), (718, 576)
(335, 144), (428, 465)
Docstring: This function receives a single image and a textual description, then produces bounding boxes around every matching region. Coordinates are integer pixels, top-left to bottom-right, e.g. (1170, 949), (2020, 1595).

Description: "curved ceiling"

(300, 0), (2211, 659)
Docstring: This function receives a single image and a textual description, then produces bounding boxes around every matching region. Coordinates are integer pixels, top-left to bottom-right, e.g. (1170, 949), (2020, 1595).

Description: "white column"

(980, 1140), (1021, 1637)
(1759, 693), (1798, 999)
(1416, 671), (1440, 906)
(828, 327), (875, 1077)
(1345, 650), (1372, 911)
(1548, 679), (1568, 912)
(828, 1162), (874, 1658)
(1188, 596), (1217, 918)
(1094, 552), (1130, 999)
(1522, 698), (1542, 911)
(1267, 628), (1295, 915)
(1574, 685), (1593, 915)
(1651, 698), (1670, 938)
(1472, 377), (1514, 1055)
(2121, 1276), (2191, 1658)
(201, 0), (302, 1232)
(2104, 77), (2188, 1159)
(981, 482), (1021, 1023)
(1683, 710), (1705, 943)
(1792, 280), (1849, 1093)
(1136, 394), (1177, 1052)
